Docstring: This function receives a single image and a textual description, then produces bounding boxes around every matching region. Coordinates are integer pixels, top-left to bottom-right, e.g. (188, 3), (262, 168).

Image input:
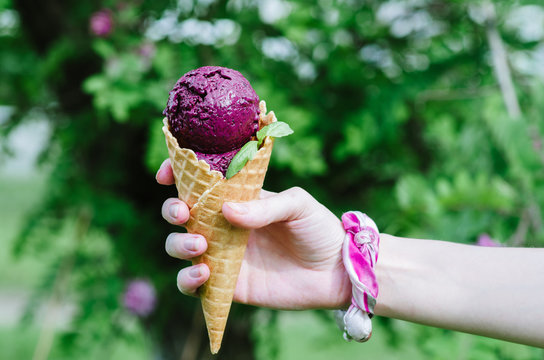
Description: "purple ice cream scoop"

(164, 66), (260, 175)
(193, 149), (240, 175)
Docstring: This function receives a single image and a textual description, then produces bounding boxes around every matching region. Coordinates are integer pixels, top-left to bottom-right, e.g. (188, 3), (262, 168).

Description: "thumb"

(222, 187), (313, 229)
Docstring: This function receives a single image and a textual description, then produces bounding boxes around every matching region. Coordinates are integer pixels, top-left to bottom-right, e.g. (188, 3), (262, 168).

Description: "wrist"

(372, 234), (447, 319)
(372, 233), (398, 317)
(335, 211), (380, 342)
(334, 258), (353, 309)
(330, 220), (353, 309)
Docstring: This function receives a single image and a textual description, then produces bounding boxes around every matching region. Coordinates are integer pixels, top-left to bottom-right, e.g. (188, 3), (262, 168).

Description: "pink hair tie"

(334, 211), (380, 342)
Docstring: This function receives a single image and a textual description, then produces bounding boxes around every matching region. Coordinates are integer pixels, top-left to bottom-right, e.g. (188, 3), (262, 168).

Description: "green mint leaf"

(226, 141), (258, 179)
(256, 121), (294, 146)
(226, 122), (294, 179)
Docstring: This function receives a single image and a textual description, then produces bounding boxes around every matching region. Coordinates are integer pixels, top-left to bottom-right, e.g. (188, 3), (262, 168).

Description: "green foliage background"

(1, 0), (544, 358)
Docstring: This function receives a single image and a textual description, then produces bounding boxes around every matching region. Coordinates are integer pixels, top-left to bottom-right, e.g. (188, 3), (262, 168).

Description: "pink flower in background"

(477, 233), (502, 247)
(138, 43), (156, 69)
(138, 43), (156, 60)
(90, 10), (113, 37)
(533, 138), (542, 151)
(123, 279), (157, 317)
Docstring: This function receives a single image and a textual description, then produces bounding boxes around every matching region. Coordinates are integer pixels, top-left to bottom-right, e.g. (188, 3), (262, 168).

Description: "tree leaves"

(6, 0), (544, 358)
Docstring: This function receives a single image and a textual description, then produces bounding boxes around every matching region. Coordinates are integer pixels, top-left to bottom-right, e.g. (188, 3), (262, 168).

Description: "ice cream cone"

(163, 101), (276, 354)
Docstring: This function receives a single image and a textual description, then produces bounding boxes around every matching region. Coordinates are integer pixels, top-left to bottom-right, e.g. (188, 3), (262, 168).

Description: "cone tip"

(210, 341), (221, 354)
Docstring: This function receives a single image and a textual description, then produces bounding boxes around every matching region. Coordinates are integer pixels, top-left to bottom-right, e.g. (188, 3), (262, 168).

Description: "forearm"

(374, 234), (544, 347)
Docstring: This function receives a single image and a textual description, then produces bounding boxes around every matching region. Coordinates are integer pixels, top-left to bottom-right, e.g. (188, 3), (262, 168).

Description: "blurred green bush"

(1, 0), (544, 358)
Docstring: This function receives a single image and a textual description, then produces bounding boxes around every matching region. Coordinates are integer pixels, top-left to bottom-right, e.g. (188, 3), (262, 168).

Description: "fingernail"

(190, 266), (202, 278)
(227, 202), (248, 215)
(169, 204), (180, 219)
(184, 236), (199, 252)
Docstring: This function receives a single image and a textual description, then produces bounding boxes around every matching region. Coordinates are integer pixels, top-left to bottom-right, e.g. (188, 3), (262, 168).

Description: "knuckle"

(165, 233), (177, 256)
(288, 186), (308, 198)
(161, 198), (175, 217)
(162, 198), (190, 225)
(161, 201), (169, 217)
(166, 233), (198, 259)
(283, 187), (315, 219)
(176, 269), (194, 296)
(286, 186), (312, 204)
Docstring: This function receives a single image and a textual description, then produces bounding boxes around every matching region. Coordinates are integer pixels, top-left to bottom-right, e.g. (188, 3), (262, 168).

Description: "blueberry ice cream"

(163, 66), (260, 175)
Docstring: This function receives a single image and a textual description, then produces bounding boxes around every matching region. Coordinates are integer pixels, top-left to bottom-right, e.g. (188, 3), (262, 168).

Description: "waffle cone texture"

(163, 101), (276, 354)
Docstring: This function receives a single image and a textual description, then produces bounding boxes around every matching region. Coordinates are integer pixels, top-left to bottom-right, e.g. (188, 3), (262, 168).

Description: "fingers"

(165, 233), (207, 259)
(259, 189), (277, 199)
(177, 264), (210, 296)
(222, 187), (313, 229)
(160, 172), (209, 297)
(161, 198), (190, 225)
(166, 233), (209, 296)
(156, 159), (175, 185)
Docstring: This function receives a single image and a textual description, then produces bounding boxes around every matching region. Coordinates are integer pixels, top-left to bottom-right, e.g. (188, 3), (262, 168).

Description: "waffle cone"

(163, 101), (276, 354)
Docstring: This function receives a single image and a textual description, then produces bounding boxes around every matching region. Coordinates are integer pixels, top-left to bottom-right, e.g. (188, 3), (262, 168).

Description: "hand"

(156, 159), (351, 310)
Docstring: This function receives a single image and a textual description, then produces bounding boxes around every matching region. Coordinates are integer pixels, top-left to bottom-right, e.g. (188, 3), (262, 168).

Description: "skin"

(157, 158), (351, 310)
(156, 159), (544, 348)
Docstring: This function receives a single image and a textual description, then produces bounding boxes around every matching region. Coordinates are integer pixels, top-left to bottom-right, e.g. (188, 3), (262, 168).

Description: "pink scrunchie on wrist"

(334, 211), (380, 342)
